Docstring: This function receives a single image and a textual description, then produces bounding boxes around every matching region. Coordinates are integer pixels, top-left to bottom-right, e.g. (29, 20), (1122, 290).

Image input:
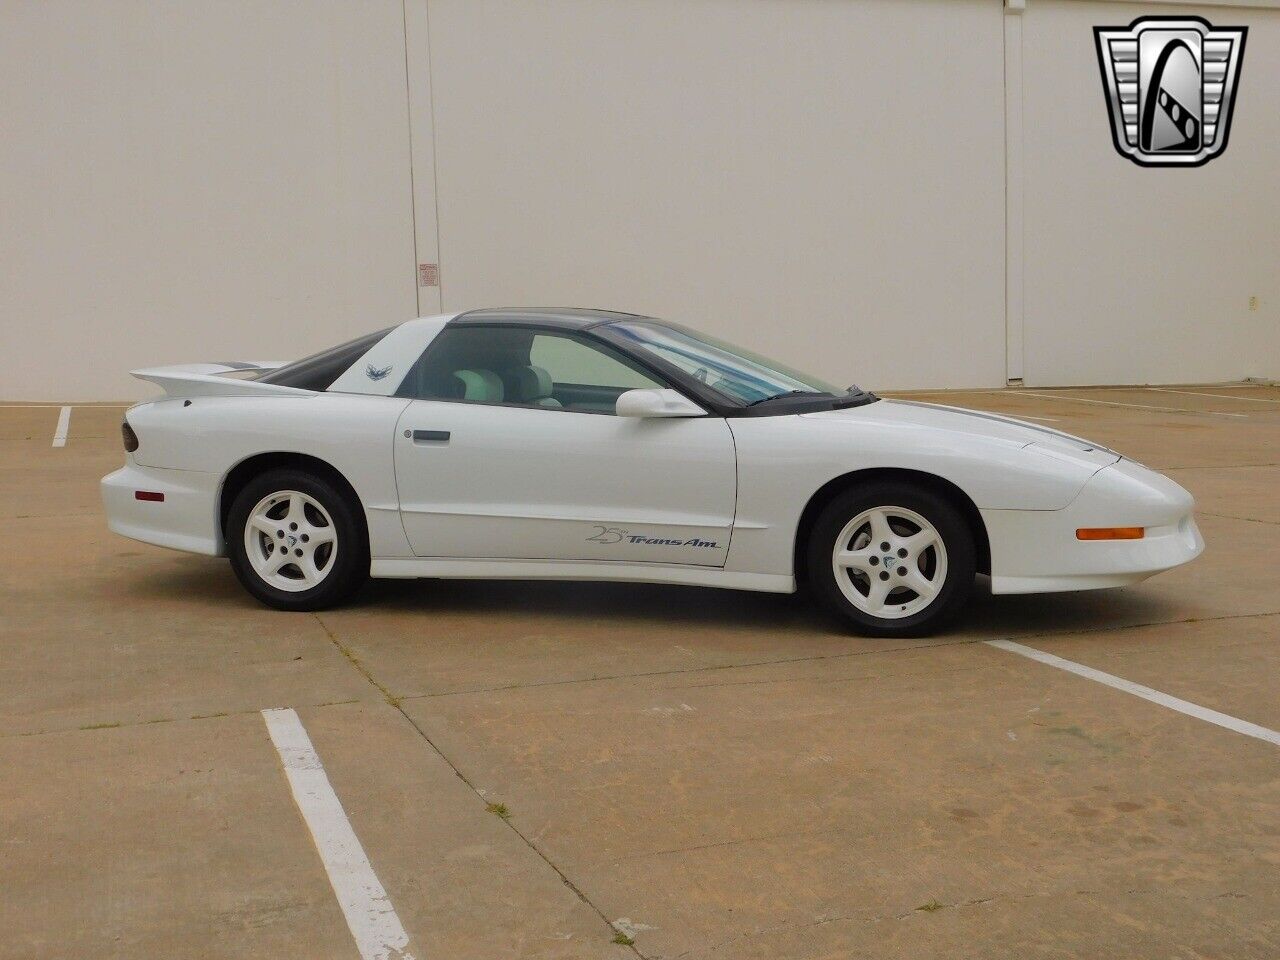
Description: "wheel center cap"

(883, 555), (896, 569)
(287, 535), (299, 547)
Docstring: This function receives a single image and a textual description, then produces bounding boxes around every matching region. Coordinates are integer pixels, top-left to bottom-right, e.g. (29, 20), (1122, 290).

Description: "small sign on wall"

(418, 263), (439, 287)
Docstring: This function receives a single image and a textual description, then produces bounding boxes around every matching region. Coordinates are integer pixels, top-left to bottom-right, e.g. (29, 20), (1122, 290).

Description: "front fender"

(724, 412), (1109, 576)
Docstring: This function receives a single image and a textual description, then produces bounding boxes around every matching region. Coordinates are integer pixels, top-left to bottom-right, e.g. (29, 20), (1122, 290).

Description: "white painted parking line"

(262, 708), (417, 960)
(51, 406), (71, 447)
(987, 640), (1280, 748)
(1006, 390), (1248, 418)
(1149, 387), (1280, 404)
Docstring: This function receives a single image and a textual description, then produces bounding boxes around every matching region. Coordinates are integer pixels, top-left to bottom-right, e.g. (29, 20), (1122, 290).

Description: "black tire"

(226, 468), (368, 611)
(807, 481), (976, 637)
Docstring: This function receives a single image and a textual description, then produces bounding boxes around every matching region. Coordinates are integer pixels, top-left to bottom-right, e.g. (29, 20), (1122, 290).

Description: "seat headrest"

(452, 369), (504, 403)
(499, 364), (556, 403)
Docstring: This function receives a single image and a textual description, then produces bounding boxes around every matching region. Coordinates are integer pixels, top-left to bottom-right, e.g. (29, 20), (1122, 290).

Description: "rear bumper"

(984, 459), (1204, 594)
(101, 462), (222, 556)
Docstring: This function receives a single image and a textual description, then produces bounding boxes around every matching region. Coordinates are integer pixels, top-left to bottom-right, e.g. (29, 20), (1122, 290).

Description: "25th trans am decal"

(587, 526), (719, 549)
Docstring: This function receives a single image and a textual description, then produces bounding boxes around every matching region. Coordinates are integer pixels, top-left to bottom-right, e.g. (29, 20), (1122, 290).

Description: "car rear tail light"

(121, 420), (139, 452)
(134, 490), (164, 502)
(1076, 527), (1144, 541)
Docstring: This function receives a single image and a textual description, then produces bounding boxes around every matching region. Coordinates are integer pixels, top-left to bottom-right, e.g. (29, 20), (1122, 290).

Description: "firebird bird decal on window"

(587, 525), (718, 548)
(365, 363), (393, 381)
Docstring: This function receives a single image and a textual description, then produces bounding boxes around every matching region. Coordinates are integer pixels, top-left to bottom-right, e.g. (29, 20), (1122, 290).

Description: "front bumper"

(983, 459), (1204, 594)
(101, 462), (222, 556)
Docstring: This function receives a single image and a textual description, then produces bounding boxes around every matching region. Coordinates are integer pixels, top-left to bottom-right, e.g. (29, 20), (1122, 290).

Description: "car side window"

(398, 326), (664, 414)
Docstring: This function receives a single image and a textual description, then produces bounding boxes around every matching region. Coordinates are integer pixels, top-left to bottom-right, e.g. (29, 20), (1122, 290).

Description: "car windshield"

(608, 321), (846, 406)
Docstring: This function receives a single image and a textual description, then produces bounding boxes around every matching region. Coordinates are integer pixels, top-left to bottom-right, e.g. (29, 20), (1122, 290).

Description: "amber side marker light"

(1076, 527), (1144, 541)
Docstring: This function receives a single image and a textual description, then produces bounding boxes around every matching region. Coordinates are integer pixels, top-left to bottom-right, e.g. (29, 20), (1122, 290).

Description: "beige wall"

(1018, 1), (1280, 385)
(0, 1), (418, 401)
(2, 0), (1278, 400)
(424, 0), (1008, 392)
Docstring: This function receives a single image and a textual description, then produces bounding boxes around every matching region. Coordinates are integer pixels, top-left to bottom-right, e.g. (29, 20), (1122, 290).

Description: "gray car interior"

(402, 327), (565, 408)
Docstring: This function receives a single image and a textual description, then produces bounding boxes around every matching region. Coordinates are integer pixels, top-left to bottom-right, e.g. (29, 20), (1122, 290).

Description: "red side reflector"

(1076, 527), (1143, 541)
(135, 490), (165, 502)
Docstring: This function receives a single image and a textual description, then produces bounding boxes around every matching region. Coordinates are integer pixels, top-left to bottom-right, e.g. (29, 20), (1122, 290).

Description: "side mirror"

(616, 388), (706, 418)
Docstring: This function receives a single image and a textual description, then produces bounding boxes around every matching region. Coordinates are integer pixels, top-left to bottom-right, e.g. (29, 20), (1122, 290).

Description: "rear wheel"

(807, 482), (975, 637)
(227, 469), (367, 610)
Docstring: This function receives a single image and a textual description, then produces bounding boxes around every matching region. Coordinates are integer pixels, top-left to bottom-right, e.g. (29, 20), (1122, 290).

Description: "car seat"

(499, 365), (562, 408)
(451, 368), (504, 403)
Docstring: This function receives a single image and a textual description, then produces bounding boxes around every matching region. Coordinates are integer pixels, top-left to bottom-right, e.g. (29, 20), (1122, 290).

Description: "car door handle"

(411, 429), (450, 444)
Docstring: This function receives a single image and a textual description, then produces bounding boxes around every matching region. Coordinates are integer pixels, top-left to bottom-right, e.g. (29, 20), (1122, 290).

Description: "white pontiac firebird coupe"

(102, 309), (1203, 636)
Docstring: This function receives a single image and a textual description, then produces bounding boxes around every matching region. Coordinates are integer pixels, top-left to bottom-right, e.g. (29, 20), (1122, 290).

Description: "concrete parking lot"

(3, 384), (1279, 960)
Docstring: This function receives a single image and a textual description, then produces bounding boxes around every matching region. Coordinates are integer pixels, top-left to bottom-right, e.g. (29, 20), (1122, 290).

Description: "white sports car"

(102, 309), (1203, 636)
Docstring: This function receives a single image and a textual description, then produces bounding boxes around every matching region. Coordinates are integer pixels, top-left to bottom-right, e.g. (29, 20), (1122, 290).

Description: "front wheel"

(807, 482), (976, 637)
(227, 469), (368, 611)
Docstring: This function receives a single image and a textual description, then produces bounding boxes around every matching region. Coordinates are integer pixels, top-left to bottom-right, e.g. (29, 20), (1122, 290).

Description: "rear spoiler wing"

(130, 361), (312, 399)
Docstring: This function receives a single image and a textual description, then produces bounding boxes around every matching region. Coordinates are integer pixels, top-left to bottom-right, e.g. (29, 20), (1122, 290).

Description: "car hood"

(803, 399), (1122, 469)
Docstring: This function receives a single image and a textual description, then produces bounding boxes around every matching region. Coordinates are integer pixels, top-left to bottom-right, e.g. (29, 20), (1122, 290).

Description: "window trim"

(394, 322), (700, 416)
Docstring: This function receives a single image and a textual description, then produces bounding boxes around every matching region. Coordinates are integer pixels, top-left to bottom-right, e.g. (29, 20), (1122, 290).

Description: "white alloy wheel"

(831, 506), (948, 620)
(243, 490), (339, 593)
